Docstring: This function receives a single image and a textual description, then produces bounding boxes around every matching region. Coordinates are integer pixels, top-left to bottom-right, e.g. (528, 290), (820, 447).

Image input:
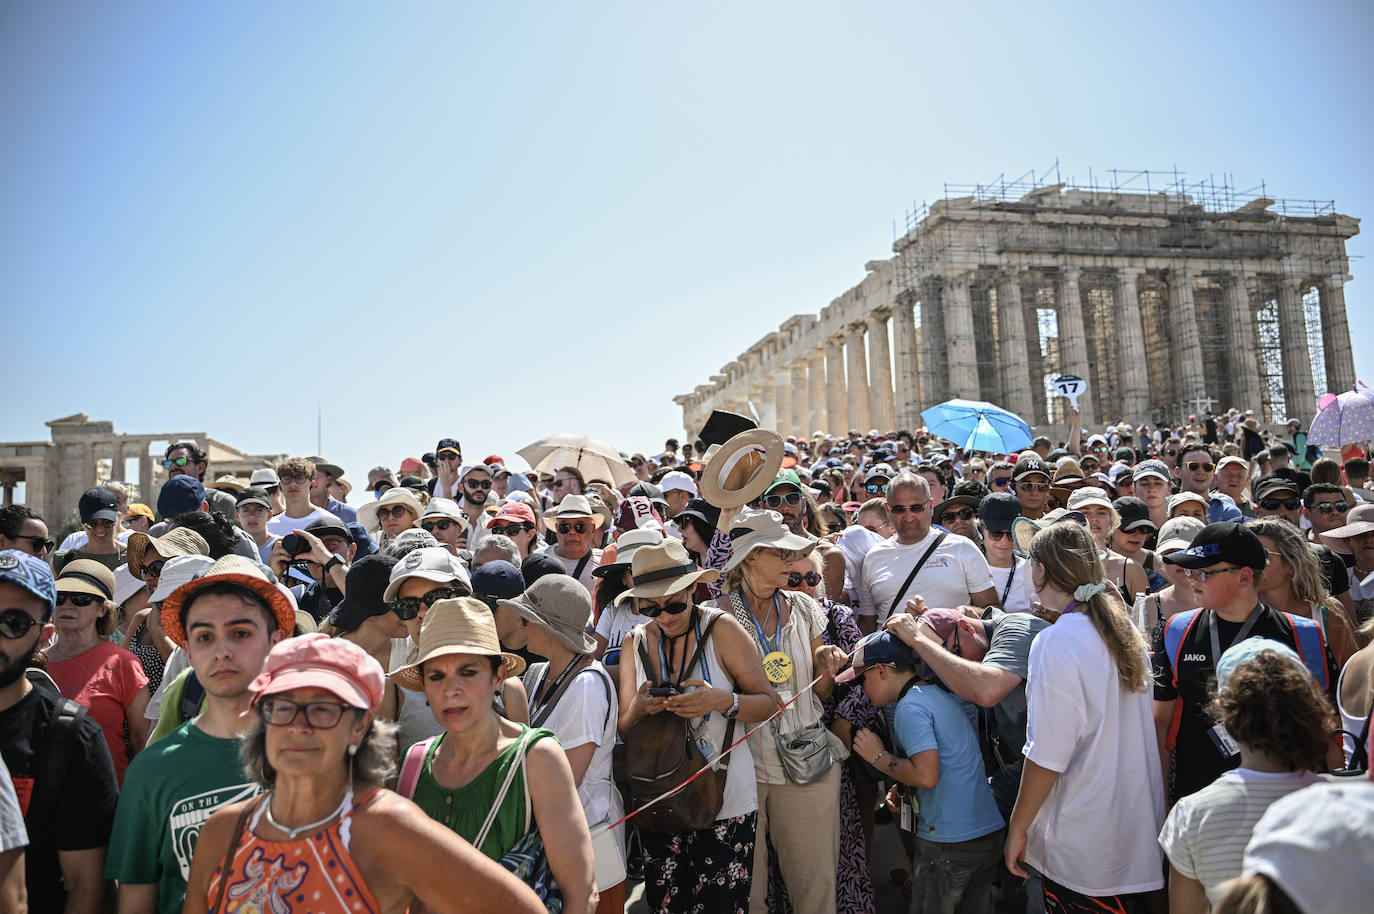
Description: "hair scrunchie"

(1073, 582), (1107, 602)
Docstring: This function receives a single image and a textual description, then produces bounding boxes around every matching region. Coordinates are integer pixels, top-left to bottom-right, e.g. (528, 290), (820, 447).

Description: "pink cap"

(399, 457), (424, 474)
(248, 633), (385, 710)
(917, 608), (963, 641)
(487, 502), (536, 528)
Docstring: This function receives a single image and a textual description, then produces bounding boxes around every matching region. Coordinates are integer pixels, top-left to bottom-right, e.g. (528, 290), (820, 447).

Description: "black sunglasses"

(0, 609), (41, 640)
(388, 585), (463, 620)
(57, 592), (100, 608)
(939, 508), (975, 522)
(1259, 497), (1301, 511)
(491, 523), (533, 537)
(464, 478), (492, 489)
(557, 521), (591, 534)
(142, 559), (166, 579)
(11, 535), (53, 556)
(422, 519), (459, 532)
(639, 600), (690, 618)
(786, 571), (822, 588)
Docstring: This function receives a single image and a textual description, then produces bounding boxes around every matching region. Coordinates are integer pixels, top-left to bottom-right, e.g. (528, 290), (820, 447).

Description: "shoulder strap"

(475, 728), (535, 849)
(679, 610), (722, 687)
(572, 550), (594, 581)
(397, 736), (437, 799)
(179, 669), (206, 724)
(530, 657), (590, 729)
(1163, 609), (1204, 752)
(34, 697), (87, 823)
(635, 627), (659, 684)
(1282, 613), (1330, 690)
(888, 532), (948, 618)
(209, 798), (258, 914)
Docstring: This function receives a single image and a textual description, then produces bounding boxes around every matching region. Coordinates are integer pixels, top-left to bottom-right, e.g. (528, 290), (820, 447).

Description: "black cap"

(978, 492), (1021, 532)
(434, 438), (461, 456)
(78, 487), (119, 523)
(471, 560), (524, 603)
(325, 554), (397, 631)
(521, 552), (565, 587)
(866, 463), (896, 482)
(627, 481), (668, 512)
(305, 515), (352, 542)
(697, 410), (756, 448)
(1012, 458), (1051, 481)
(674, 497), (721, 530)
(1253, 474), (1301, 502)
(1161, 521), (1267, 571)
(1112, 496), (1157, 533)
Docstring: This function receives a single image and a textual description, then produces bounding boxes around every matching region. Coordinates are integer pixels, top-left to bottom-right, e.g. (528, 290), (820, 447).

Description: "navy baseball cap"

(157, 475), (205, 518)
(835, 631), (916, 683)
(0, 549), (57, 617)
(79, 487), (119, 523)
(978, 492), (1022, 532)
(471, 560), (525, 605)
(1162, 521), (1267, 572)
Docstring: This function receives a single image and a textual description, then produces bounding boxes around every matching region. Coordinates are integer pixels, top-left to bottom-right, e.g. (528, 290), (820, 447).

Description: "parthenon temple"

(674, 170), (1359, 441)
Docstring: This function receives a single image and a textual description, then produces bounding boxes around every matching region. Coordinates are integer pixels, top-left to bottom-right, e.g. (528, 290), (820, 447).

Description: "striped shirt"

(1158, 768), (1320, 903)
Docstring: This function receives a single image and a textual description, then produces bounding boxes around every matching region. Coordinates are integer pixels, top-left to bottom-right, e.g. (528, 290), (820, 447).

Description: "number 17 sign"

(1052, 375), (1088, 410)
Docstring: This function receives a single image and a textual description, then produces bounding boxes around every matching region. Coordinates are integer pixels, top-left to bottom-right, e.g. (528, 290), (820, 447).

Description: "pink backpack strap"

(398, 736), (437, 799)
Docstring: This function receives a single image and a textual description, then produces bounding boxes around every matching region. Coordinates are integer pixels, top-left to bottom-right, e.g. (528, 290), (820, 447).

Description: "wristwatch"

(323, 555), (344, 575)
(723, 692), (740, 720)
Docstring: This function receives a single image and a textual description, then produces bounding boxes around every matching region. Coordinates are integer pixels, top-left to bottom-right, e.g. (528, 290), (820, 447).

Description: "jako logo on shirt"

(1181, 653), (1208, 662)
(170, 782), (261, 878)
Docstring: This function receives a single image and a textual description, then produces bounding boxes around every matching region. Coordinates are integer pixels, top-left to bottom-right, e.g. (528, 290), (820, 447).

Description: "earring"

(347, 744), (358, 757)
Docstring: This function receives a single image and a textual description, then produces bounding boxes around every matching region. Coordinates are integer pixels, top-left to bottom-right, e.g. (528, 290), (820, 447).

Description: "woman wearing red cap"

(183, 633), (544, 914)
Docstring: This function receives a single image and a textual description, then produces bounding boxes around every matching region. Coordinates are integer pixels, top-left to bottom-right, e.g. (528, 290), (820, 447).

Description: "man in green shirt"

(106, 556), (293, 914)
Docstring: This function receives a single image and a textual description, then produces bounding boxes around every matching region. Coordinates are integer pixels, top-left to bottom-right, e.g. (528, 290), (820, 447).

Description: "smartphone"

(648, 686), (680, 698)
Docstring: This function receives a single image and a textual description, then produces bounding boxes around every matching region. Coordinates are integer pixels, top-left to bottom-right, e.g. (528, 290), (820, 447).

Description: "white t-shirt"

(858, 529), (993, 623)
(525, 662), (621, 834)
(267, 506), (332, 538)
(1022, 612), (1165, 896)
(1158, 767), (1320, 904)
(989, 559), (1033, 615)
(595, 604), (652, 670)
(554, 547), (603, 595)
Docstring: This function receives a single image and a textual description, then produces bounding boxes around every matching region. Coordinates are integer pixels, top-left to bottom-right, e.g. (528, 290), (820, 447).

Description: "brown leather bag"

(624, 610), (737, 832)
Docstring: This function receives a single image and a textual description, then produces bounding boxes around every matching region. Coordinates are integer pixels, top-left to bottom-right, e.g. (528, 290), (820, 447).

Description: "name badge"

(1208, 722), (1240, 758)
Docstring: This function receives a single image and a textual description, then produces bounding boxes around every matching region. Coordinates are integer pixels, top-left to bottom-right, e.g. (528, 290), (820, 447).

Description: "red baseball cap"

(486, 502), (536, 528)
(399, 457), (424, 474)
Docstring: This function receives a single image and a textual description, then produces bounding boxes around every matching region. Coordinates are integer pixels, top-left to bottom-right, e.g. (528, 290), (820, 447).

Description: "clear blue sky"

(3, 1), (1370, 500)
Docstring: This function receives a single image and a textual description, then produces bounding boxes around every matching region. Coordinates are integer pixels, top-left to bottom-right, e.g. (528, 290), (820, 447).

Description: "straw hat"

(127, 527), (210, 580)
(1050, 458), (1088, 505)
(54, 559), (117, 601)
(210, 475), (246, 494)
(697, 429), (784, 509)
(160, 555), (298, 647)
(543, 495), (605, 533)
(613, 538), (720, 605)
(720, 507), (817, 574)
(356, 487), (423, 532)
(497, 573), (597, 654)
(390, 596), (526, 690)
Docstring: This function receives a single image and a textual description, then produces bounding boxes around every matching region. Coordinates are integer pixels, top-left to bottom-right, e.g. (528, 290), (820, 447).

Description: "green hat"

(763, 469), (803, 495)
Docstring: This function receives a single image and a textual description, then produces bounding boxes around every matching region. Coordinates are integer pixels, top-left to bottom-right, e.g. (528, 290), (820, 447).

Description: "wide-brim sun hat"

(161, 555), (298, 647)
(933, 494), (980, 522)
(592, 527), (665, 578)
(356, 487), (423, 532)
(249, 632), (385, 711)
(497, 573), (597, 654)
(127, 527), (211, 579)
(697, 429), (784, 510)
(720, 507), (817, 574)
(390, 596), (525, 690)
(613, 537), (720, 605)
(1320, 502), (1374, 547)
(54, 559), (117, 601)
(543, 494), (605, 533)
(148, 554), (216, 603)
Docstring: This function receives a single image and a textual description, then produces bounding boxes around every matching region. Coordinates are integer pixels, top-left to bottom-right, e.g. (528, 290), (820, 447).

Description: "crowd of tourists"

(0, 412), (1371, 914)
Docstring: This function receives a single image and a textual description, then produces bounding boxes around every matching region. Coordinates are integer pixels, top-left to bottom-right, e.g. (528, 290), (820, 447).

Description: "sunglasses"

(939, 508), (975, 522)
(388, 585), (463, 620)
(1090, 445), (1109, 453)
(142, 559), (166, 579)
(888, 502), (928, 515)
(464, 478), (492, 489)
(258, 697), (356, 729)
(786, 571), (822, 588)
(162, 456), (192, 469)
(1312, 502), (1350, 515)
(556, 521), (591, 534)
(376, 505), (414, 520)
(762, 491), (804, 509)
(865, 483), (888, 495)
(490, 523), (533, 537)
(0, 609), (41, 640)
(985, 529), (1013, 540)
(1164, 450), (1179, 457)
(639, 600), (690, 618)
(552, 479), (576, 489)
(422, 519), (459, 532)
(1184, 461), (1215, 473)
(56, 592), (100, 608)
(84, 519), (115, 530)
(11, 534), (53, 556)
(1017, 482), (1050, 493)
(991, 477), (1012, 488)
(1259, 497), (1301, 511)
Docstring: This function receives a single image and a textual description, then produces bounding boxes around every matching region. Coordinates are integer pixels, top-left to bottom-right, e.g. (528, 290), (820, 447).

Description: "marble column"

(845, 324), (871, 433)
(892, 297), (918, 428)
(789, 360), (809, 438)
(917, 281), (946, 408)
(1276, 279), (1316, 419)
(749, 383), (770, 429)
(1115, 269), (1150, 419)
(773, 369), (792, 436)
(944, 273), (979, 398)
(807, 349), (828, 435)
(1222, 271), (1263, 413)
(825, 337), (848, 434)
(1167, 269), (1208, 411)
(996, 273), (1036, 422)
(867, 309), (897, 432)
(1320, 276), (1357, 393)
(138, 451), (155, 510)
(1056, 267), (1094, 427)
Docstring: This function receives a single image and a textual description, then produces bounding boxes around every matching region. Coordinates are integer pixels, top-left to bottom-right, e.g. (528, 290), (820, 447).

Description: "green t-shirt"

(410, 725), (555, 861)
(104, 720), (261, 914)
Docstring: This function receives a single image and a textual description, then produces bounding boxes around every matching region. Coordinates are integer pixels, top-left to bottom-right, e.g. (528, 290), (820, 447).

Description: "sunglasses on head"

(162, 456), (191, 469)
(57, 592), (100, 608)
(786, 571), (822, 588)
(940, 507), (975, 522)
(422, 519), (458, 532)
(639, 599), (690, 618)
(557, 521), (591, 535)
(388, 585), (463, 620)
(465, 478), (492, 489)
(1259, 497), (1301, 511)
(888, 502), (928, 515)
(762, 491), (804, 509)
(377, 505), (413, 520)
(0, 609), (41, 640)
(491, 522), (533, 537)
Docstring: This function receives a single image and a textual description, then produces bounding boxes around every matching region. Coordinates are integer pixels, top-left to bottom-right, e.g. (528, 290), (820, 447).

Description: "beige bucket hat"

(613, 538), (719, 605)
(697, 429), (784, 509)
(543, 495), (605, 533)
(390, 596), (525, 690)
(720, 507), (817, 574)
(497, 573), (597, 654)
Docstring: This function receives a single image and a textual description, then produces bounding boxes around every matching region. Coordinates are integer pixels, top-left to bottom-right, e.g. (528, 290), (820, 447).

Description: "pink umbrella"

(1307, 382), (1374, 446)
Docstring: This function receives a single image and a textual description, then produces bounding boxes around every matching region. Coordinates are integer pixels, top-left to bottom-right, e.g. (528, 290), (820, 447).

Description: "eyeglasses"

(83, 519), (115, 531)
(985, 529), (1013, 540)
(376, 505), (414, 520)
(1312, 502), (1350, 515)
(422, 519), (459, 533)
(762, 491), (804, 509)
(56, 592), (99, 608)
(887, 502), (928, 515)
(1164, 450), (1179, 457)
(991, 477), (1012, 488)
(856, 662), (896, 683)
(1017, 482), (1050, 493)
(639, 600), (690, 618)
(939, 508), (975, 522)
(556, 521), (591, 535)
(142, 560), (165, 579)
(490, 523), (533, 537)
(258, 697), (356, 729)
(464, 478), (492, 489)
(1184, 461), (1216, 473)
(1259, 497), (1301, 512)
(388, 585), (463, 620)
(865, 483), (888, 495)
(1184, 566), (1246, 581)
(162, 456), (192, 469)
(786, 571), (822, 588)
(11, 535), (53, 556)
(0, 609), (41, 640)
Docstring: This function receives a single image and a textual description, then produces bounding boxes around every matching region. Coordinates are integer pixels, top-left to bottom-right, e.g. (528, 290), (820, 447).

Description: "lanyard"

(528, 653), (587, 720)
(657, 608), (711, 687)
(740, 589), (784, 655)
(1000, 559), (1020, 607)
(1206, 604), (1264, 672)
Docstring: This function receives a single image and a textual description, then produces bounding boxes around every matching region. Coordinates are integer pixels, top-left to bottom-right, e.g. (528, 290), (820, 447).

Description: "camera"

(282, 533), (310, 557)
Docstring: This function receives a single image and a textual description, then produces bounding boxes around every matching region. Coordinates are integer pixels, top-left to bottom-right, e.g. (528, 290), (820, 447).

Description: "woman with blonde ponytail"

(1004, 521), (1166, 914)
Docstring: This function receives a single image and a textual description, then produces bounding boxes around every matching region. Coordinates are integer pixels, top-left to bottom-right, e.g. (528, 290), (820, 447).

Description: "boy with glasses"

(1152, 522), (1337, 803)
(266, 458), (335, 538)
